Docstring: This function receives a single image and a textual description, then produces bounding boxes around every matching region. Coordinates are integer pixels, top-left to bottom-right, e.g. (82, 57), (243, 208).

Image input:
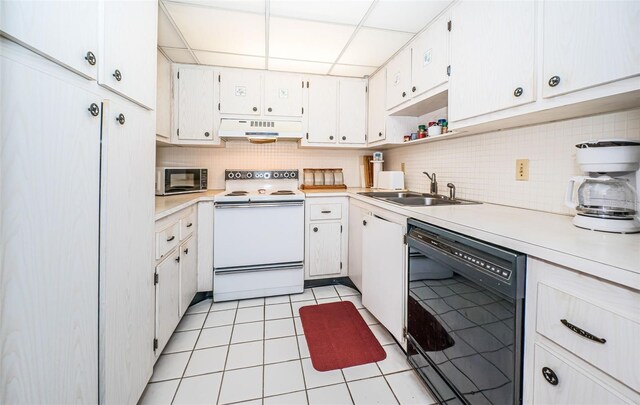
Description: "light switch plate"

(516, 159), (529, 181)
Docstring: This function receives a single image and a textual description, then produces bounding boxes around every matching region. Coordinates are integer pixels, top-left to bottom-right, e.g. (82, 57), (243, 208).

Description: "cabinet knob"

(363, 220), (367, 226)
(175, 256), (180, 263)
(329, 135), (334, 140)
(541, 367), (559, 386)
(184, 248), (189, 254)
(513, 87), (523, 97)
(402, 91), (406, 97)
(313, 227), (318, 232)
(548, 75), (561, 87)
(342, 136), (346, 141)
(378, 132), (382, 137)
(116, 113), (125, 125)
(268, 107), (272, 112)
(88, 103), (100, 117)
(412, 86), (416, 92)
(84, 51), (96, 66)
(204, 132), (210, 137)
(113, 69), (122, 81)
(252, 106), (258, 112)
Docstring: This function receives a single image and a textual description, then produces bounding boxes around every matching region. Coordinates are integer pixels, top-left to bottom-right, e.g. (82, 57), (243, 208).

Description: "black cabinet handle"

(548, 75), (561, 87)
(113, 69), (122, 81)
(542, 367), (558, 386)
(412, 86), (416, 92)
(116, 113), (125, 125)
(514, 87), (523, 97)
(175, 256), (180, 263)
(204, 132), (210, 137)
(88, 103), (100, 117)
(313, 227), (318, 232)
(402, 91), (406, 97)
(268, 107), (272, 112)
(186, 223), (193, 228)
(321, 210), (331, 214)
(342, 136), (346, 141)
(252, 106), (258, 112)
(85, 51), (96, 66)
(166, 236), (175, 242)
(329, 135), (334, 140)
(363, 220), (367, 226)
(560, 319), (606, 344)
(184, 248), (189, 254)
(378, 132), (382, 137)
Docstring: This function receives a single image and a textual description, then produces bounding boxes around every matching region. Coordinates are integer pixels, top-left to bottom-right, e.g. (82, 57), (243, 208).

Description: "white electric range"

(213, 170), (305, 301)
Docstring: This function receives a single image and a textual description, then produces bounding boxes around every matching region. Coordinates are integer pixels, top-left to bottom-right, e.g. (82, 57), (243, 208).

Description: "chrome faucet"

(422, 172), (438, 194)
(447, 183), (456, 200)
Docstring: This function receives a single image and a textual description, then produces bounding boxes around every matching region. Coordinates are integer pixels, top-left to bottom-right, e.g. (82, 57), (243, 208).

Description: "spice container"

(303, 169), (315, 186)
(313, 170), (324, 186)
(324, 170), (334, 186)
(334, 170), (344, 185)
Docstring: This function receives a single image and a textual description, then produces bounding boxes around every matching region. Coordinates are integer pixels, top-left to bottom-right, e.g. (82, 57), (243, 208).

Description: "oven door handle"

(214, 201), (304, 209)
(215, 262), (303, 275)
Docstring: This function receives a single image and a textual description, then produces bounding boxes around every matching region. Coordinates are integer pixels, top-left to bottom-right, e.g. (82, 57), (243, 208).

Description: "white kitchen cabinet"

(197, 202), (214, 292)
(542, 1), (640, 99)
(0, 52), (100, 404)
(264, 71), (304, 117)
(176, 67), (217, 141)
(99, 99), (155, 404)
(156, 52), (171, 140)
(0, 0), (99, 80)
(338, 78), (367, 145)
(180, 236), (198, 316)
(100, 0), (157, 109)
(385, 47), (412, 110)
(411, 12), (450, 99)
(448, 0), (535, 122)
(305, 197), (349, 279)
(361, 213), (406, 344)
(348, 202), (369, 291)
(219, 68), (263, 115)
(367, 69), (387, 144)
(154, 252), (181, 355)
(305, 76), (338, 144)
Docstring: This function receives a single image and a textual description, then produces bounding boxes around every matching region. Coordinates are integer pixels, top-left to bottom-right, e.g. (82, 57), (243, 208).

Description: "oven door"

(214, 201), (304, 268)
(407, 241), (522, 405)
(164, 168), (203, 194)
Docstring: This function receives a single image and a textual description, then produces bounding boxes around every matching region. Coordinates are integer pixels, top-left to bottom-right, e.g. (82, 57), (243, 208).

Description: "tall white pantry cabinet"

(0, 1), (157, 404)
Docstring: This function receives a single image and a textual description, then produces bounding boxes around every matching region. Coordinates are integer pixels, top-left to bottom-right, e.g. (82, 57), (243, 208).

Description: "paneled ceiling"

(158, 0), (451, 77)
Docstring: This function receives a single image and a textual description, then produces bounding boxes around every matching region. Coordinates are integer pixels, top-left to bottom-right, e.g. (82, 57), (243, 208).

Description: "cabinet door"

(348, 206), (367, 291)
(177, 68), (215, 141)
(367, 70), (386, 144)
(180, 236), (198, 316)
(306, 76), (338, 144)
(156, 52), (171, 139)
(0, 1), (99, 80)
(100, 0), (157, 109)
(338, 78), (367, 145)
(100, 100), (155, 404)
(219, 69), (262, 115)
(542, 1), (640, 98)
(411, 12), (449, 98)
(362, 215), (405, 343)
(0, 55), (100, 404)
(265, 72), (304, 117)
(155, 254), (181, 354)
(309, 222), (342, 277)
(385, 47), (412, 110)
(449, 0), (535, 122)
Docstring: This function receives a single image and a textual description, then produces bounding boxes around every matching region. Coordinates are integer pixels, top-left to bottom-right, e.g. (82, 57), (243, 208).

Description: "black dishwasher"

(406, 219), (526, 405)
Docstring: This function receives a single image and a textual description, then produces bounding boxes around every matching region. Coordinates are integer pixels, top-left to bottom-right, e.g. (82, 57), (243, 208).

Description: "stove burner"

(226, 191), (248, 196)
(271, 190), (295, 195)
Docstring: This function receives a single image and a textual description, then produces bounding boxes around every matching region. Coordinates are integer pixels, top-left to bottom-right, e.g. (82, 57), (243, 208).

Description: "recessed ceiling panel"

(161, 47), (197, 63)
(338, 27), (413, 66)
(364, 0), (450, 33)
(195, 51), (265, 69)
(166, 0), (265, 14)
(158, 7), (186, 48)
(269, 17), (355, 63)
(165, 2), (265, 56)
(269, 0), (372, 25)
(330, 64), (376, 78)
(268, 58), (332, 75)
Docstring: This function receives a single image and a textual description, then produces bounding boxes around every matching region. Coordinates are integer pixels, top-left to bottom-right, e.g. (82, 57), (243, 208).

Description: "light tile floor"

(139, 285), (437, 405)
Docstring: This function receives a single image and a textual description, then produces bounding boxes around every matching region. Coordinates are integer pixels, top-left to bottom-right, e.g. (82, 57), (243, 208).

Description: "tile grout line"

(216, 300), (239, 405)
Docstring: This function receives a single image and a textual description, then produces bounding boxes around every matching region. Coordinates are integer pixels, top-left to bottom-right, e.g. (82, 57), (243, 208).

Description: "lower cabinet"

(179, 236), (197, 316)
(348, 202), (367, 290)
(304, 197), (348, 279)
(155, 252), (181, 353)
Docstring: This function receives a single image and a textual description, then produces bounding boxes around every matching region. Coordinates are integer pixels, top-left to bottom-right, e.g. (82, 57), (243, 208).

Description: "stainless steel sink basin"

(358, 191), (423, 198)
(358, 191), (480, 207)
(386, 196), (461, 206)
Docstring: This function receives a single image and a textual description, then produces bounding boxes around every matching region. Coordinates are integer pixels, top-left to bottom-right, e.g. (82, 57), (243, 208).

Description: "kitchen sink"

(358, 191), (480, 206)
(358, 191), (424, 198)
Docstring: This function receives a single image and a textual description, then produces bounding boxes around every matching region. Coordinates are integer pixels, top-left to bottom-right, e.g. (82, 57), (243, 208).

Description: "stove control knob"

(284, 172), (290, 178)
(274, 172), (280, 178)
(290, 171), (297, 178)
(227, 172), (234, 179)
(234, 172), (241, 179)
(264, 172), (271, 179)
(246, 172), (253, 178)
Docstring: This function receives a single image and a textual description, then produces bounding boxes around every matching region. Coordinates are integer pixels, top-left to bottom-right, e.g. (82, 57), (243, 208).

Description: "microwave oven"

(156, 167), (208, 196)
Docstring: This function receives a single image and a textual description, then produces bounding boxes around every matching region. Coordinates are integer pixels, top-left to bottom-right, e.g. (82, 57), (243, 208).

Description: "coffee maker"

(565, 139), (640, 233)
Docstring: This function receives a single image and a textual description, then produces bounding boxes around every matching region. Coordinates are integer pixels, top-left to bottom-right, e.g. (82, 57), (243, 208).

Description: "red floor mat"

(299, 301), (387, 371)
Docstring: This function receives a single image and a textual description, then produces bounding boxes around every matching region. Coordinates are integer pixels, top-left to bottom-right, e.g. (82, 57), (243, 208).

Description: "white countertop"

(156, 188), (640, 289)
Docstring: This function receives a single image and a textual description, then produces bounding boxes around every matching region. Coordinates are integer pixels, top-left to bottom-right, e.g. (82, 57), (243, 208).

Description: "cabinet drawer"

(536, 283), (640, 391)
(156, 221), (180, 260)
(180, 211), (196, 240)
(309, 203), (342, 220)
(533, 344), (631, 404)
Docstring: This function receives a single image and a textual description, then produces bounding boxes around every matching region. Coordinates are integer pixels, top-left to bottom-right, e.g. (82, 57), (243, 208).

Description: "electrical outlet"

(400, 163), (406, 174)
(516, 159), (529, 181)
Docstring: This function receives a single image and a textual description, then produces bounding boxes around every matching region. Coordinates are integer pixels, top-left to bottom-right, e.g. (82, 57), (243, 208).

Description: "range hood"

(218, 118), (304, 142)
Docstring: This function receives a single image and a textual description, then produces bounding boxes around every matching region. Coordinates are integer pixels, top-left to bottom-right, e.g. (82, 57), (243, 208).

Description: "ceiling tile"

(364, 0), (450, 33)
(269, 0), (372, 25)
(338, 27), (413, 66)
(195, 51), (265, 69)
(165, 2), (265, 56)
(269, 17), (355, 63)
(158, 7), (186, 48)
(165, 0), (265, 14)
(330, 64), (376, 78)
(268, 58), (332, 75)
(161, 47), (197, 63)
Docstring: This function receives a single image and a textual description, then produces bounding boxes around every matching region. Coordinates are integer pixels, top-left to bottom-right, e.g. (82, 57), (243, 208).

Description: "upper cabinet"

(338, 78), (367, 145)
(156, 52), (171, 140)
(385, 47), (412, 110)
(367, 70), (386, 144)
(448, 0), (535, 122)
(264, 72), (304, 117)
(411, 12), (450, 99)
(219, 69), (263, 115)
(176, 67), (217, 142)
(542, 1), (640, 98)
(100, 0), (158, 110)
(305, 76), (338, 144)
(0, 1), (99, 80)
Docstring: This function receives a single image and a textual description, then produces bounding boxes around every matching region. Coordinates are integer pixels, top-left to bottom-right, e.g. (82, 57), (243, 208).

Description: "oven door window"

(166, 169), (200, 193)
(408, 248), (517, 405)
